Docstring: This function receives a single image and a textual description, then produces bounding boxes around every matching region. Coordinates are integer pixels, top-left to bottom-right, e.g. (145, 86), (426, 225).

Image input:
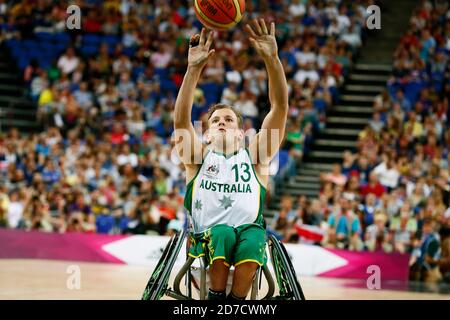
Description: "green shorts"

(188, 223), (267, 267)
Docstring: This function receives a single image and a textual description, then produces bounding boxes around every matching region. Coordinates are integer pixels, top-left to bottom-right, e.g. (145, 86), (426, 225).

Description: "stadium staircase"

(264, 0), (417, 219)
(0, 43), (40, 134)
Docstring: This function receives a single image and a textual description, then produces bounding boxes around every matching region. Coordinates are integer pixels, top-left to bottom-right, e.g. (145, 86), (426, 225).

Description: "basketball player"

(174, 19), (288, 300)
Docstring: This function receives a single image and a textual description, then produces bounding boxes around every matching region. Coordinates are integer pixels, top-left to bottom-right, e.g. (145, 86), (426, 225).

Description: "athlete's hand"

(245, 19), (278, 61)
(188, 28), (215, 70)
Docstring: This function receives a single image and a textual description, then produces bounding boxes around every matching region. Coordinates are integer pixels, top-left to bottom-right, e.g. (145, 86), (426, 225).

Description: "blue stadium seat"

(160, 79), (177, 94)
(199, 82), (223, 106)
(53, 43), (68, 54)
(38, 57), (52, 69)
(80, 45), (99, 57)
(52, 32), (71, 45)
(38, 41), (58, 56)
(35, 32), (53, 42)
(28, 50), (44, 59)
(122, 46), (136, 57)
(10, 45), (24, 57)
(17, 57), (30, 70)
(22, 40), (39, 51)
(154, 68), (169, 79)
(5, 38), (19, 49)
(102, 35), (120, 47)
(404, 80), (424, 105)
(83, 34), (101, 45)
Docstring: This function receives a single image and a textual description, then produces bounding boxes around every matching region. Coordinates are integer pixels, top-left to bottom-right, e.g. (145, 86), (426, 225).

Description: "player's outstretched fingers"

(253, 18), (263, 36)
(199, 27), (206, 45)
(260, 18), (268, 35)
(270, 21), (275, 36)
(205, 30), (214, 49)
(245, 24), (257, 38)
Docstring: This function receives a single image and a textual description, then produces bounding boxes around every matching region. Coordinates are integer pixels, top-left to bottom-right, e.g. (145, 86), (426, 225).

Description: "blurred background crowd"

(0, 0), (448, 284)
(269, 0), (450, 284)
(0, 0), (366, 235)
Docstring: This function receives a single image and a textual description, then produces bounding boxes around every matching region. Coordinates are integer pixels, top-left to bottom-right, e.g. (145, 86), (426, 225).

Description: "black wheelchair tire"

(268, 234), (306, 300)
(142, 230), (187, 300)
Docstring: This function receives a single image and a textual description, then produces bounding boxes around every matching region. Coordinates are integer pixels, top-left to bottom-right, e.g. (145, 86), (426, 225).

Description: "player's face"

(207, 108), (243, 147)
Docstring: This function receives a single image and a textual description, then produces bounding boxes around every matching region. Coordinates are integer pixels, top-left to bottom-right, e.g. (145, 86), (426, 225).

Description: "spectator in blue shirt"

(410, 218), (442, 283)
(41, 160), (61, 186)
(419, 29), (436, 62)
(73, 81), (94, 110)
(394, 89), (412, 113)
(327, 197), (362, 250)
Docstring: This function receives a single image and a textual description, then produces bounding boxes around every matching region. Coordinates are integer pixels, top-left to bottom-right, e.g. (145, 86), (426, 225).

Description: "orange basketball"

(194, 0), (245, 31)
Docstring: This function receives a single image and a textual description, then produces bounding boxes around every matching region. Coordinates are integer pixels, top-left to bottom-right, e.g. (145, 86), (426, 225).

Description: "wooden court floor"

(1, 259), (449, 300)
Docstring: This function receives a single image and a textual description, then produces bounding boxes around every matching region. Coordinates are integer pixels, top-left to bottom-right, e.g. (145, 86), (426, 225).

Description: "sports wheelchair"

(141, 226), (306, 300)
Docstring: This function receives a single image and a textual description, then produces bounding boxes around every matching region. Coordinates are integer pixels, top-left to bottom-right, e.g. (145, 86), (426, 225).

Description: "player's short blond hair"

(206, 104), (244, 129)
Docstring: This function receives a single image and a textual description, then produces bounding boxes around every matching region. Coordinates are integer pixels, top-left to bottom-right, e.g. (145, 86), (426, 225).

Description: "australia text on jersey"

(199, 179), (252, 193)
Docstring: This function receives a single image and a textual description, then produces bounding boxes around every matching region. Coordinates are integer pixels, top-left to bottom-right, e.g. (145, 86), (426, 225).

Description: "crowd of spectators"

(270, 0), (450, 284)
(0, 0), (370, 237)
(0, 0), (448, 286)
(1, 0), (448, 283)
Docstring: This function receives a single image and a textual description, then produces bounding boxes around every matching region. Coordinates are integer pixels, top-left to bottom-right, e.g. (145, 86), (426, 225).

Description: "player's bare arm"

(173, 28), (215, 183)
(245, 19), (289, 186)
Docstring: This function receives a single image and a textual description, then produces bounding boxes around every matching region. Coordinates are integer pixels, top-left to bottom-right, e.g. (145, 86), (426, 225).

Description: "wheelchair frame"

(141, 226), (306, 300)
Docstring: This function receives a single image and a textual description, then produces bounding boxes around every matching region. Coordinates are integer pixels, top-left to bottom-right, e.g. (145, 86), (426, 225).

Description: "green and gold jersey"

(184, 147), (266, 234)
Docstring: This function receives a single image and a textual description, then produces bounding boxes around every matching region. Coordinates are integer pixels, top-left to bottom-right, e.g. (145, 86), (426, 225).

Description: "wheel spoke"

(269, 235), (306, 300)
(142, 230), (187, 300)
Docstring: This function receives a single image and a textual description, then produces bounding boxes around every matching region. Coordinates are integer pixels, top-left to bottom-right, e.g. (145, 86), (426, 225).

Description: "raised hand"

(245, 19), (278, 61)
(188, 28), (215, 70)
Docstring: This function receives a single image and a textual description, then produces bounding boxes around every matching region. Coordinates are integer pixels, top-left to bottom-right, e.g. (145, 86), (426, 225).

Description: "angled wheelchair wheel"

(268, 234), (306, 300)
(142, 229), (187, 300)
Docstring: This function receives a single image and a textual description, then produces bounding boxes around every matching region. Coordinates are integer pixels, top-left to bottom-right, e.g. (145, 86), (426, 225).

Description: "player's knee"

(236, 260), (259, 271)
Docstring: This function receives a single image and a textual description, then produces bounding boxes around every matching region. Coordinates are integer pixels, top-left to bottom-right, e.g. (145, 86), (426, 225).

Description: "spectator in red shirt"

(110, 123), (126, 145)
(83, 9), (103, 33)
(400, 29), (420, 49)
(360, 172), (387, 198)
